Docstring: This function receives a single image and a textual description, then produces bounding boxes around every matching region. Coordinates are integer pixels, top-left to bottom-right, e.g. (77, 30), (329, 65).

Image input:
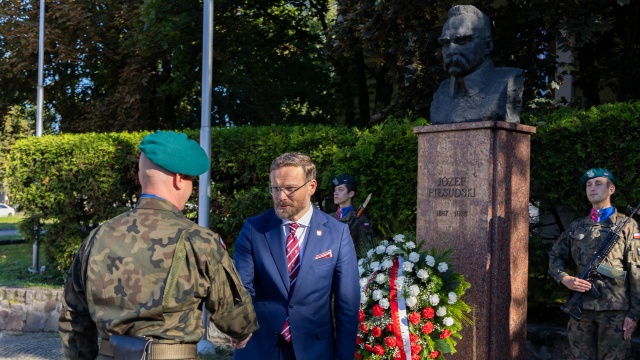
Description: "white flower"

(360, 292), (368, 303)
(409, 252), (420, 262)
(404, 241), (416, 249)
(386, 245), (400, 255)
(375, 273), (387, 284)
(448, 292), (458, 304)
(375, 245), (386, 254)
(367, 249), (374, 258)
(429, 294), (440, 306)
(358, 266), (364, 276)
(402, 261), (414, 272)
(372, 289), (383, 301)
(381, 259), (393, 270)
(438, 262), (449, 273)
(406, 296), (418, 307)
(436, 306), (447, 316)
(381, 240), (389, 246)
(358, 258), (365, 266)
(409, 285), (420, 297)
(443, 317), (454, 326)
(393, 234), (405, 242)
(379, 298), (390, 309)
(370, 261), (380, 271)
(425, 255), (436, 267)
(359, 278), (369, 288)
(417, 269), (430, 280)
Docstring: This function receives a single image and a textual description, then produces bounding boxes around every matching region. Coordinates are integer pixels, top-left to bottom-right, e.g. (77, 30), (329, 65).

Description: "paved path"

(0, 331), (63, 360)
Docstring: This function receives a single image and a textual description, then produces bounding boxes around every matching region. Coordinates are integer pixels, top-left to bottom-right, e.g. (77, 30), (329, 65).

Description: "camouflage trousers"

(567, 310), (631, 360)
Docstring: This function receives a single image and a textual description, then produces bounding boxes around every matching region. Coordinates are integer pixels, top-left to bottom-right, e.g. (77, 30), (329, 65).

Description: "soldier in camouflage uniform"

(331, 174), (375, 257)
(549, 168), (640, 359)
(59, 131), (258, 359)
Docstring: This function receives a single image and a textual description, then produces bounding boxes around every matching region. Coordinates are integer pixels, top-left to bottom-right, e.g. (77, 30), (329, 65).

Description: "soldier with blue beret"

(331, 174), (375, 257)
(549, 167), (640, 359)
(59, 130), (258, 359)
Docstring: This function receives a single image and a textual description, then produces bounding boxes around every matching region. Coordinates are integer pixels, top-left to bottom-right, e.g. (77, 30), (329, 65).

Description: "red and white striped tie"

(280, 222), (300, 342)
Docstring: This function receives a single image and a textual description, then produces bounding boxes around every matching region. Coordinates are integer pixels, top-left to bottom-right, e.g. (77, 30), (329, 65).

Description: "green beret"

(139, 131), (209, 176)
(332, 174), (357, 187)
(578, 167), (616, 188)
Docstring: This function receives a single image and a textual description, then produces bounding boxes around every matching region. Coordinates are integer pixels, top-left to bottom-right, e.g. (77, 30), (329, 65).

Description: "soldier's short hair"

(271, 152), (316, 181)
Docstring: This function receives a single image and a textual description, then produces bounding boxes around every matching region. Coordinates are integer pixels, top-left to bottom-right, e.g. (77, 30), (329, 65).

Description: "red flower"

(412, 355), (422, 360)
(409, 333), (419, 343)
(422, 307), (435, 319)
(372, 326), (382, 338)
(408, 312), (421, 325)
(355, 353), (363, 359)
(360, 323), (368, 332)
(429, 350), (440, 358)
(365, 344), (373, 352)
(359, 309), (365, 322)
(393, 352), (402, 360)
(422, 321), (434, 334)
(440, 329), (452, 339)
(410, 344), (422, 354)
(356, 336), (363, 345)
(386, 322), (394, 332)
(373, 345), (385, 355)
(372, 304), (384, 317)
(385, 336), (397, 348)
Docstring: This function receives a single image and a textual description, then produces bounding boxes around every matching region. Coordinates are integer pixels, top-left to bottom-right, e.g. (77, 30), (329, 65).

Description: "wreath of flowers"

(356, 233), (472, 360)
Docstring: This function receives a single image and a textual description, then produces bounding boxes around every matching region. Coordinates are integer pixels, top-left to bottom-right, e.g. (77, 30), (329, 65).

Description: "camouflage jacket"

(331, 208), (375, 258)
(59, 198), (258, 359)
(548, 209), (640, 320)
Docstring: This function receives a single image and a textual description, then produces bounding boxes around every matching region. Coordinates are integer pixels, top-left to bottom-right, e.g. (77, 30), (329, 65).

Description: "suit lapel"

(263, 213), (290, 293)
(296, 210), (329, 288)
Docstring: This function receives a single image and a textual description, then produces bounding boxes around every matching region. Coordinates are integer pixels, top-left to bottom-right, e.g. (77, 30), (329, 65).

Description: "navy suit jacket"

(232, 206), (360, 360)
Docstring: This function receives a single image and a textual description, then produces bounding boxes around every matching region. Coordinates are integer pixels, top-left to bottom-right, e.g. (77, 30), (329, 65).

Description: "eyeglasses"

(268, 179), (312, 197)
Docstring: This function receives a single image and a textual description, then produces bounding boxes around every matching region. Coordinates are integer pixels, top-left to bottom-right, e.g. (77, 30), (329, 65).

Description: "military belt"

(99, 339), (198, 359)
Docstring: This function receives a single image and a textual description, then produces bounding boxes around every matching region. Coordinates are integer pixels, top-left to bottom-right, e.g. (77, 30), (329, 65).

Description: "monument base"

(414, 121), (536, 360)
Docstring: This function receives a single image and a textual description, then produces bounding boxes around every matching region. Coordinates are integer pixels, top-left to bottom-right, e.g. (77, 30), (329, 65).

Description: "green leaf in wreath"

(435, 339), (453, 353)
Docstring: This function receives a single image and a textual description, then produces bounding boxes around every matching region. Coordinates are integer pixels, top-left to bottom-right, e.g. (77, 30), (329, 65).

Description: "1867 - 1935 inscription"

(428, 176), (476, 217)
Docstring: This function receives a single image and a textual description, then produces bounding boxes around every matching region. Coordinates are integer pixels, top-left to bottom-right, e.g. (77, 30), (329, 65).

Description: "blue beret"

(139, 131), (209, 176)
(332, 174), (357, 187)
(579, 167), (616, 188)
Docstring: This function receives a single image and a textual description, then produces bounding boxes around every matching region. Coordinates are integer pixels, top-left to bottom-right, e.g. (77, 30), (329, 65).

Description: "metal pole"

(30, 0), (45, 274)
(197, 0), (216, 355)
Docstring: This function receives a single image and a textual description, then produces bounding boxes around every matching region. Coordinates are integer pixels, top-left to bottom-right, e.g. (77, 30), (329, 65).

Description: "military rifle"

(560, 201), (640, 321)
(348, 193), (372, 226)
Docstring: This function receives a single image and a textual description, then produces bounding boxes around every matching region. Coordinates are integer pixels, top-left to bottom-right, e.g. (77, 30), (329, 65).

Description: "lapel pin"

(316, 230), (322, 236)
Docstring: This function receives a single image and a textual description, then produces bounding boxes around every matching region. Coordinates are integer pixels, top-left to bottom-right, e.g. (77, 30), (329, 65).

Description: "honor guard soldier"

(59, 131), (258, 359)
(331, 174), (375, 257)
(549, 167), (640, 359)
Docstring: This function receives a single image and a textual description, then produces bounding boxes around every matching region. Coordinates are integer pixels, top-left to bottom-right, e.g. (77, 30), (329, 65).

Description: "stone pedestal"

(413, 121), (535, 360)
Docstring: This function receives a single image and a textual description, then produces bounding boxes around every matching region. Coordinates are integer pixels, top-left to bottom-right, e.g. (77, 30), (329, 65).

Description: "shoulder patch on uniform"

(219, 238), (227, 249)
(634, 233), (640, 239)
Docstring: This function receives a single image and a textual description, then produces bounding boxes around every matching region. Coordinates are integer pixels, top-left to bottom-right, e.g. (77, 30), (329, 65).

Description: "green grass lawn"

(0, 242), (65, 289)
(0, 214), (21, 231)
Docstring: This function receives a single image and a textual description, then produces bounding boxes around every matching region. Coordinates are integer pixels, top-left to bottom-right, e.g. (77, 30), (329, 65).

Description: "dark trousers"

(269, 336), (296, 360)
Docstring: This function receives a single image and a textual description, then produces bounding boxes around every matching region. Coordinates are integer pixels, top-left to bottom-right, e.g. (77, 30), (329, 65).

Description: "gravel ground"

(0, 331), (64, 360)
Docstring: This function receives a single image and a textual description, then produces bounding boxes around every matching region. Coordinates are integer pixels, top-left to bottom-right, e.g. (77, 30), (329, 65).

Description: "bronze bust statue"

(430, 5), (524, 124)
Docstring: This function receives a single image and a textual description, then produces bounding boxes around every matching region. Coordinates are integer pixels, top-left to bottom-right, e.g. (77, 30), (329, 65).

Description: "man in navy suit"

(232, 152), (360, 360)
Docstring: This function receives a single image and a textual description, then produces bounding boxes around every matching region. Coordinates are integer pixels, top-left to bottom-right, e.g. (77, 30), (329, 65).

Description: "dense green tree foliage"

(1, 1), (639, 129)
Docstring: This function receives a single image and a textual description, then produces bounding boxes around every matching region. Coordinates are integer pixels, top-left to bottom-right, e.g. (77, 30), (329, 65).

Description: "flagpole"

(30, 0), (45, 274)
(197, 0), (216, 354)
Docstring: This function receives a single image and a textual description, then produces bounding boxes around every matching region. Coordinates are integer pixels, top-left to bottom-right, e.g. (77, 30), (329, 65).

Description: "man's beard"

(274, 199), (306, 220)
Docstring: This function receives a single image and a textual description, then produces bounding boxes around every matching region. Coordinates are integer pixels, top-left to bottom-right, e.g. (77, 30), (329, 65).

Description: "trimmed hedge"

(526, 101), (640, 216)
(6, 101), (640, 275)
(6, 119), (423, 270)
